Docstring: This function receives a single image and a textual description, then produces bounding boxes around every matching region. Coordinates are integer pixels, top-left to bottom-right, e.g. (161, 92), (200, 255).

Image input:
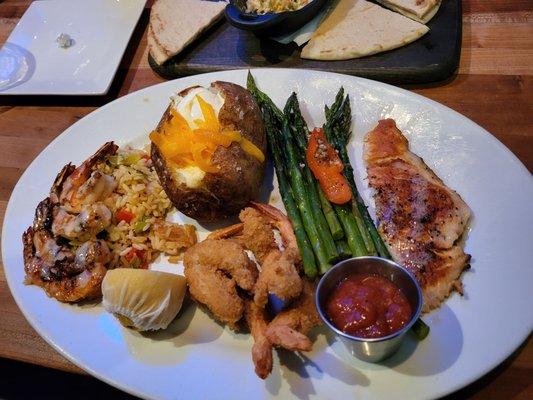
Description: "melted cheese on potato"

(150, 85), (264, 189)
(170, 87), (223, 188)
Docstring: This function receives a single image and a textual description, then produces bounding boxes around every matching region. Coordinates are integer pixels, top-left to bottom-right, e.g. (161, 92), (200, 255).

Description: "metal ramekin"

(316, 256), (423, 362)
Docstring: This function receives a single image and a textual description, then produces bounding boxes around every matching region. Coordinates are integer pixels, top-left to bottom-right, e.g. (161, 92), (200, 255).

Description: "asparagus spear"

(284, 95), (344, 241)
(247, 74), (317, 276)
(335, 239), (352, 259)
(317, 187), (344, 240)
(411, 317), (430, 341)
(325, 98), (377, 255)
(248, 73), (329, 276)
(281, 120), (341, 263)
(285, 92), (369, 258)
(327, 93), (389, 257)
(261, 106), (319, 277)
(281, 120), (338, 272)
(248, 76), (339, 270)
(335, 203), (368, 257)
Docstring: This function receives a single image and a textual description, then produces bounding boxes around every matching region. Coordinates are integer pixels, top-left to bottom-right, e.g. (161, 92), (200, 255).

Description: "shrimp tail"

(50, 164), (76, 203)
(59, 142), (118, 206)
(265, 324), (313, 352)
(249, 201), (299, 258)
(206, 223), (244, 240)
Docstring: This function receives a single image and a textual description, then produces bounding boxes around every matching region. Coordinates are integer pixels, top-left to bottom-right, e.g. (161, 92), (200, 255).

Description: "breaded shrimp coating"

(239, 207), (278, 264)
(265, 280), (321, 352)
(253, 247), (303, 308)
(184, 239), (258, 329)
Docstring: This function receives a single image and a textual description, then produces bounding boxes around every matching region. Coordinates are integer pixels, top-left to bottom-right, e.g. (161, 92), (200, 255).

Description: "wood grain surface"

(0, 0), (531, 398)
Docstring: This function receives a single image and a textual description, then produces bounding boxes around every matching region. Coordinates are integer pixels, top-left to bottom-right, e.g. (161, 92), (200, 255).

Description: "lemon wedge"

(102, 269), (186, 331)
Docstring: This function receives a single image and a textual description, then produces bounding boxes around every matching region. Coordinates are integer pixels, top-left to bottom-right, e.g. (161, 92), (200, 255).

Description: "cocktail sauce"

(325, 273), (412, 338)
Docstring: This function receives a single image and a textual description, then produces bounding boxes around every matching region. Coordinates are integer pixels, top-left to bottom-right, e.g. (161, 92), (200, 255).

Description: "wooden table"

(0, 0), (531, 398)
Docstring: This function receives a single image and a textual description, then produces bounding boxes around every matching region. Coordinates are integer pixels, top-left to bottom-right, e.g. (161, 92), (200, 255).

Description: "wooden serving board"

(150, 0), (461, 84)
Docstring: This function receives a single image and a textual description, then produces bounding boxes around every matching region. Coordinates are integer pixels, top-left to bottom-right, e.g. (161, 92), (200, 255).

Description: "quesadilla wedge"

(375, 0), (441, 24)
(301, 0), (428, 61)
(148, 0), (226, 65)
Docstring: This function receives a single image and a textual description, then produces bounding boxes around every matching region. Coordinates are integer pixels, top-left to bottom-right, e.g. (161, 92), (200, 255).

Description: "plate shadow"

(383, 304), (463, 376)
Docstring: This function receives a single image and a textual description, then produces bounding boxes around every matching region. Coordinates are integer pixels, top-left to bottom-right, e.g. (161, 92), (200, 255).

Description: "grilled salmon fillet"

(364, 119), (471, 312)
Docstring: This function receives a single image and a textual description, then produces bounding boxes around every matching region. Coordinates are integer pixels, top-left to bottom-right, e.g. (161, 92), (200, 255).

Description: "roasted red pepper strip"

(306, 127), (352, 205)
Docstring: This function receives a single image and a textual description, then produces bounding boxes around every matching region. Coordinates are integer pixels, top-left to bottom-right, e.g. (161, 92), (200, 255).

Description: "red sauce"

(325, 273), (412, 338)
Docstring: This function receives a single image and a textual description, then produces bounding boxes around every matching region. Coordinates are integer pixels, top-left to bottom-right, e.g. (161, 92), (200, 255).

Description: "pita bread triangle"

(148, 0), (226, 65)
(301, 0), (429, 61)
(375, 0), (441, 24)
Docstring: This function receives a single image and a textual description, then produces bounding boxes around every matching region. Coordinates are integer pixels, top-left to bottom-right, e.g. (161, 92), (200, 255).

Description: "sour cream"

(172, 165), (205, 189)
(172, 87), (225, 129)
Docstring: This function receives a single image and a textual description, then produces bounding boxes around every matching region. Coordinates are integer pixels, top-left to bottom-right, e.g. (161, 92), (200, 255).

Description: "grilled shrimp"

(22, 142), (117, 302)
(51, 142), (117, 241)
(52, 203), (112, 242)
(23, 201), (111, 302)
(58, 143), (118, 213)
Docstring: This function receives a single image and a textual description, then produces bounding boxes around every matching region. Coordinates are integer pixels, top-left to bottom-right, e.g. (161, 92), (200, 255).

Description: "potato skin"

(151, 81), (266, 221)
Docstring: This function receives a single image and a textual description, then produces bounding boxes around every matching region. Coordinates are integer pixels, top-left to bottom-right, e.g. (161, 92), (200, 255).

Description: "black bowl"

(225, 0), (329, 36)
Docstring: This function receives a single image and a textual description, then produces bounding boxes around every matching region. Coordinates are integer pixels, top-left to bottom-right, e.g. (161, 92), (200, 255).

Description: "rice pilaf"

(99, 147), (197, 269)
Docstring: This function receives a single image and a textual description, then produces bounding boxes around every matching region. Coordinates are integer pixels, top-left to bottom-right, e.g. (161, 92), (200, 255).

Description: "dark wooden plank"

(150, 0), (462, 84)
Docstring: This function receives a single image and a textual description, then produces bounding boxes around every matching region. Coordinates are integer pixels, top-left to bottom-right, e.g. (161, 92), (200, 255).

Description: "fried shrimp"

(265, 280), (321, 352)
(244, 299), (273, 379)
(185, 203), (318, 378)
(239, 204), (303, 309)
(250, 201), (299, 254)
(239, 207), (278, 264)
(253, 247), (303, 309)
(183, 239), (258, 329)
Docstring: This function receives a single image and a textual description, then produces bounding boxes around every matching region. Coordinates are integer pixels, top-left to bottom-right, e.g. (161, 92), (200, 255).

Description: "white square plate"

(0, 0), (146, 95)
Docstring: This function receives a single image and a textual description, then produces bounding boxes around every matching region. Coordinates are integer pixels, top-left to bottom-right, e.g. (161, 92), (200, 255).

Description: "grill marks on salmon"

(364, 119), (471, 312)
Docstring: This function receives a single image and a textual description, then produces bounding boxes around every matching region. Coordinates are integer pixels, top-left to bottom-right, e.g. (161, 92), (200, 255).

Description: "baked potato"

(150, 81), (266, 221)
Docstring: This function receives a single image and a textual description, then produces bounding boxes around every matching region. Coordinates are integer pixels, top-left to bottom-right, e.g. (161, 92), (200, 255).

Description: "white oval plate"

(2, 69), (532, 399)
